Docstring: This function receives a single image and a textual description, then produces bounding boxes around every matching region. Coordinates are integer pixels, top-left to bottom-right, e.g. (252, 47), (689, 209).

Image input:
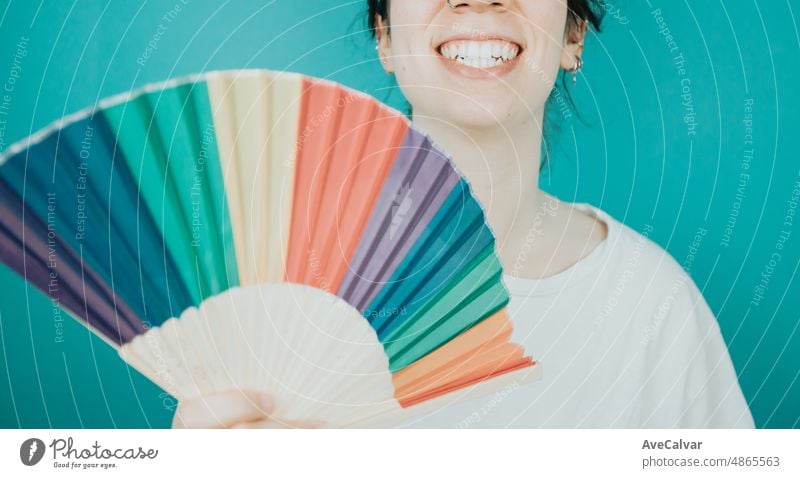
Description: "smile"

(436, 39), (521, 69)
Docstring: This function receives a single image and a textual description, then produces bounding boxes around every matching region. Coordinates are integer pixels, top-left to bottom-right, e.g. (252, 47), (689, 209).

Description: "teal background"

(0, 0), (797, 428)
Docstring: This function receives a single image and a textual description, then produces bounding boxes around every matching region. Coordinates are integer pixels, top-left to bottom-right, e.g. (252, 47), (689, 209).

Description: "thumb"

(172, 390), (274, 429)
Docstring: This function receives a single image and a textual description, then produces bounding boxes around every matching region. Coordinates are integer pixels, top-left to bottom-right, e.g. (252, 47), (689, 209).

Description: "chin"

(399, 77), (543, 134)
(399, 68), (545, 133)
(439, 94), (521, 131)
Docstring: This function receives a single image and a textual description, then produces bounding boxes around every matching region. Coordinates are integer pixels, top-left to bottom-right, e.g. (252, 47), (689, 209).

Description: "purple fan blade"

(337, 127), (459, 310)
(0, 193), (144, 344)
(0, 229), (127, 343)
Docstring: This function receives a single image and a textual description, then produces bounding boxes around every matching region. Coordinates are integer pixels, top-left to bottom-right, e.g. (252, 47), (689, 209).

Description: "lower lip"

(436, 50), (523, 79)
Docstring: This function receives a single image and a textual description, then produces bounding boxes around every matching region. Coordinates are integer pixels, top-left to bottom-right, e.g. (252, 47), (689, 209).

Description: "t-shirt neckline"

(502, 203), (617, 296)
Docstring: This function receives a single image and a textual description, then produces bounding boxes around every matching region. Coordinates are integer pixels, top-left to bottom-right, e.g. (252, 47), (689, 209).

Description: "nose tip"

(448, 0), (511, 11)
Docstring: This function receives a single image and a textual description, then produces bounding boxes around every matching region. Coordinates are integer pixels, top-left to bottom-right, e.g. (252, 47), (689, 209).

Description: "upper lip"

(434, 32), (524, 53)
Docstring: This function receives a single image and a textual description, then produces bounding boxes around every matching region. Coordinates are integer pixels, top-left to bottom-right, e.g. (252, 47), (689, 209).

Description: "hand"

(171, 390), (325, 429)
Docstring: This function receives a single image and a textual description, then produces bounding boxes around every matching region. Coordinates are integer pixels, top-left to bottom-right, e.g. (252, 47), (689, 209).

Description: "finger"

(172, 391), (274, 429)
(230, 418), (327, 429)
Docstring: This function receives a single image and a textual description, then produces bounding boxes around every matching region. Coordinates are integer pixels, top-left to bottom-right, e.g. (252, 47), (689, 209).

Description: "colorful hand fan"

(0, 69), (540, 427)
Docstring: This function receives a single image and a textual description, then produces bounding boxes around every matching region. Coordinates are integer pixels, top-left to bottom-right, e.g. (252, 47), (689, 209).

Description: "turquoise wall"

(0, 0), (797, 428)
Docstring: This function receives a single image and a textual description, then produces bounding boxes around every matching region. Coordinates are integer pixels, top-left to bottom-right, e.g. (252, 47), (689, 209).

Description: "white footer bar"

(1, 429), (797, 477)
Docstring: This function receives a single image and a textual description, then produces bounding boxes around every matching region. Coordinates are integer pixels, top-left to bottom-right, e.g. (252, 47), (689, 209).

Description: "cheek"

(391, 40), (417, 75)
(388, 2), (440, 75)
(390, 32), (436, 84)
(512, 12), (568, 108)
(525, 6), (568, 74)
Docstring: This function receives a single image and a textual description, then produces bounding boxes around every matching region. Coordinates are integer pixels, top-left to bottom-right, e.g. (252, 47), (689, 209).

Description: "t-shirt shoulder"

(599, 207), (694, 295)
(583, 206), (754, 428)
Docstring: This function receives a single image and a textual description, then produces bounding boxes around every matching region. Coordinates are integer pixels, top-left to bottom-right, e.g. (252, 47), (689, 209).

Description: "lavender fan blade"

(337, 127), (459, 311)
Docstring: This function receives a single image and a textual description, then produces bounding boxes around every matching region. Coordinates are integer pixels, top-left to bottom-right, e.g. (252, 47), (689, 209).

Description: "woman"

(173, 0), (754, 428)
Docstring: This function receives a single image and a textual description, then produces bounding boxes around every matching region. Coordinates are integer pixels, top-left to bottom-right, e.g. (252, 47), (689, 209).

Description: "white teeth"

(467, 42), (479, 58)
(501, 43), (512, 60)
(438, 39), (520, 69)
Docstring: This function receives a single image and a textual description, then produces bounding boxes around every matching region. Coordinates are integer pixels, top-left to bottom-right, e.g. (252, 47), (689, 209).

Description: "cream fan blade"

(205, 71), (300, 285)
(118, 283), (402, 427)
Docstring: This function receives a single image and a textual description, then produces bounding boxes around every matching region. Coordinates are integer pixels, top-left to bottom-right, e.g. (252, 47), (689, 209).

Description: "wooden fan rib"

(181, 298), (229, 394)
(288, 288), (392, 420)
(124, 317), (201, 400)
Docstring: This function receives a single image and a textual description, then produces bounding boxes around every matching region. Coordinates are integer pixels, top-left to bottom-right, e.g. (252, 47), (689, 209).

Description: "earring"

(572, 57), (583, 85)
(376, 41), (389, 70)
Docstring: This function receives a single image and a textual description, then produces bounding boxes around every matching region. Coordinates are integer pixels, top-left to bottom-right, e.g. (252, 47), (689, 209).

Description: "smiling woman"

(167, 0), (755, 429)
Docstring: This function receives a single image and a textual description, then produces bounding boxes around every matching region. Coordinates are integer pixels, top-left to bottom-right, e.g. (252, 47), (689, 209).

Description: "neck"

(411, 111), (548, 247)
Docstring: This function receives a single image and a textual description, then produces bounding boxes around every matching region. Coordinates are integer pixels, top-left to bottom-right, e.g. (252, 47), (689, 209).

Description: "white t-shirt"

(400, 204), (755, 428)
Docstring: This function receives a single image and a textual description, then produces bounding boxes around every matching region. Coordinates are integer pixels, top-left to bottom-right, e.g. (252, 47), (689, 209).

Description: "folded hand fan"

(0, 69), (540, 427)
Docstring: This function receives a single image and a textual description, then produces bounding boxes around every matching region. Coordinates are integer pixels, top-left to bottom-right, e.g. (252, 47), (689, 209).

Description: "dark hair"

(365, 0), (606, 170)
